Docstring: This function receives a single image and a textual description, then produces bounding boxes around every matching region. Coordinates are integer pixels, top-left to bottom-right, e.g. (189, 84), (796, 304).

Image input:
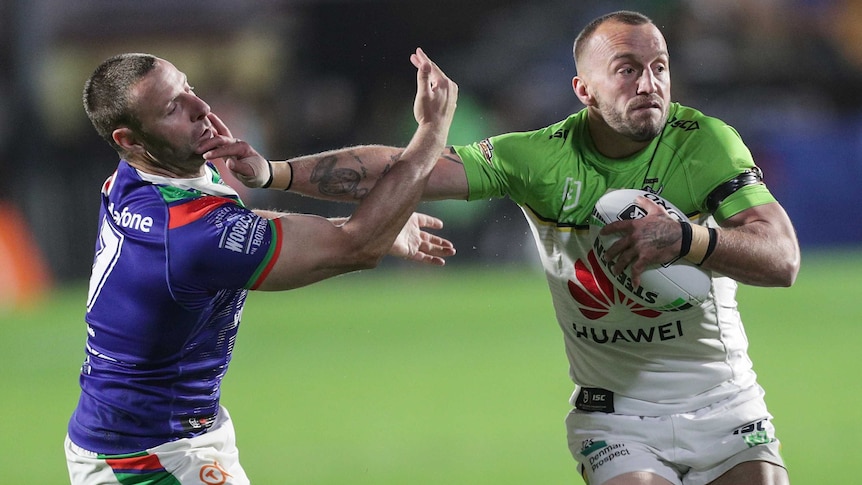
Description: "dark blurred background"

(2, 0), (861, 285)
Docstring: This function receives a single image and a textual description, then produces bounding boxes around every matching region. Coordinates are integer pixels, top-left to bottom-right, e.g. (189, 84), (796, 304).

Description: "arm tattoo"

(308, 151), (396, 200)
(644, 223), (680, 251)
(309, 154), (367, 199)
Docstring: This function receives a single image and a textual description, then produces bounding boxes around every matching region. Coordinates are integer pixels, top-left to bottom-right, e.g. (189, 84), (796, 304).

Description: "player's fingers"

(611, 249), (637, 276)
(636, 195), (668, 217)
(202, 139), (247, 161)
(413, 49), (432, 81)
(430, 234), (455, 250)
(628, 260), (648, 287)
(603, 232), (633, 270)
(410, 47), (426, 67)
(598, 219), (626, 238)
(412, 251), (447, 266)
(422, 238), (456, 256)
(208, 112), (233, 138)
(413, 213), (444, 230)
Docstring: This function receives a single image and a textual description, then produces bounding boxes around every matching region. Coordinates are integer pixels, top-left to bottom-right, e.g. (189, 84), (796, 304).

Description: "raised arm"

(219, 127), (469, 202)
(258, 144), (469, 203)
(202, 48), (458, 290)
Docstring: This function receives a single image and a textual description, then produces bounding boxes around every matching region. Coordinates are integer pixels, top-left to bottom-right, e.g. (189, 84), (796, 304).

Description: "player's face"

(129, 59), (215, 175)
(580, 21), (670, 142)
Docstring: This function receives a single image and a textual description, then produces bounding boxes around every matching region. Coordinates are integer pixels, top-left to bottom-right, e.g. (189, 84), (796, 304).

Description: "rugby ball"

(589, 189), (710, 311)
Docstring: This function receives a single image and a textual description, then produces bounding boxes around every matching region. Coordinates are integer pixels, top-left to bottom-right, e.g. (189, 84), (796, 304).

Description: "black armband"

(705, 167), (764, 213)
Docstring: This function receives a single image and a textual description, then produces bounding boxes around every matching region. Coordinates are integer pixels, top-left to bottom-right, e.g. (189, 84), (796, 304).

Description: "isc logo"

(732, 420), (766, 435)
(581, 389), (608, 403)
(732, 420), (773, 448)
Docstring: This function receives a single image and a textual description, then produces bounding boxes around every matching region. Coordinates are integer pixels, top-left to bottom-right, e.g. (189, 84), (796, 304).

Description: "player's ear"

(113, 127), (143, 154)
(573, 76), (594, 107)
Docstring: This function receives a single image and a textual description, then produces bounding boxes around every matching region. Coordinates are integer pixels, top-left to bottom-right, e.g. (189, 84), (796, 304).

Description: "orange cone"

(0, 202), (52, 310)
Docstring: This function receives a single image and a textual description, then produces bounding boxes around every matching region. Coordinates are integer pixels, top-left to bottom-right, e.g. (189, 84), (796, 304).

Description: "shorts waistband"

(572, 384), (765, 416)
(65, 436), (98, 458)
(574, 387), (615, 413)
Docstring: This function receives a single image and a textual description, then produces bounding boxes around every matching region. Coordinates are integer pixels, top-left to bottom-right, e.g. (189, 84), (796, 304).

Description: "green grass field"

(2, 248), (860, 484)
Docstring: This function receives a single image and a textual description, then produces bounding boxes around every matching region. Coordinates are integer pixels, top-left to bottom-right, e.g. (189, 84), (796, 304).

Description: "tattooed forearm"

(307, 150), (404, 200)
(380, 151), (401, 179)
(309, 154), (368, 199)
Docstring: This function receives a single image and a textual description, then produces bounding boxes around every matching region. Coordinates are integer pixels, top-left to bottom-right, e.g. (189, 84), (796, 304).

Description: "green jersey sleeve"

(454, 115), (612, 225)
(455, 104), (778, 226)
(456, 119), (576, 204)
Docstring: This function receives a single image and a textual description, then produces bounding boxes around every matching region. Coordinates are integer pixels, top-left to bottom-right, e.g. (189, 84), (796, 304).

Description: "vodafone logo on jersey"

(567, 251), (661, 319)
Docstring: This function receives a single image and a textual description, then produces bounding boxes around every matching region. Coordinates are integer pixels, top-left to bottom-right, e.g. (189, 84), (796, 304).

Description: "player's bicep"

(714, 201), (800, 286)
(425, 148), (469, 200)
(253, 214), (359, 291)
(719, 202), (796, 241)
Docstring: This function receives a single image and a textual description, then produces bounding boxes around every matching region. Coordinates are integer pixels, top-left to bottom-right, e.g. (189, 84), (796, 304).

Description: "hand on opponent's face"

(199, 112), (271, 188)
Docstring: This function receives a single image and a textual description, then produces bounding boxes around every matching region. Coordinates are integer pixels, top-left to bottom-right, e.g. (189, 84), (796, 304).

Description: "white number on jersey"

(86, 217), (124, 312)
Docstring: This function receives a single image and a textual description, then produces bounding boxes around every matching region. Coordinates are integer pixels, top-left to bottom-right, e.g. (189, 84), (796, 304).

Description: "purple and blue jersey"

(68, 160), (281, 454)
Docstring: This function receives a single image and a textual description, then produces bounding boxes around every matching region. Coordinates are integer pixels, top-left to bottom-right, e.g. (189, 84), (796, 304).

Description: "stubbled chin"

(630, 106), (662, 117)
(631, 108), (666, 127)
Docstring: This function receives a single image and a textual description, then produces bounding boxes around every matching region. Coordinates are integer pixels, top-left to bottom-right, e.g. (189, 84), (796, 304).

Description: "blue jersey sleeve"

(167, 196), (280, 295)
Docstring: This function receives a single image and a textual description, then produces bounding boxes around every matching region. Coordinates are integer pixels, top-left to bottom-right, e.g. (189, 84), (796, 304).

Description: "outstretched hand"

(409, 47), (458, 130)
(390, 212), (456, 266)
(199, 113), (272, 188)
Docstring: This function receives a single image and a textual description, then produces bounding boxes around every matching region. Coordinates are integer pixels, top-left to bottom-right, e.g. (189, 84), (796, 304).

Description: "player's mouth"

(630, 100), (661, 112)
(193, 127), (216, 156)
(199, 126), (215, 141)
(629, 94), (663, 112)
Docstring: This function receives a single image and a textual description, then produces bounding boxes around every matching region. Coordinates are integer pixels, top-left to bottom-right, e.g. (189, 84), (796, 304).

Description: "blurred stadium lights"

(2, 0), (861, 284)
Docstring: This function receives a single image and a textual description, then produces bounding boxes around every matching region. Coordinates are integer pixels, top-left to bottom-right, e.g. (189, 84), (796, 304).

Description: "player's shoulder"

(488, 112), (584, 159)
(491, 111), (578, 140)
(665, 103), (743, 144)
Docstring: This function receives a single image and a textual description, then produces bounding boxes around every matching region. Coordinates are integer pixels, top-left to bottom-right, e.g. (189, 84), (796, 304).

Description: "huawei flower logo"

(568, 251), (662, 319)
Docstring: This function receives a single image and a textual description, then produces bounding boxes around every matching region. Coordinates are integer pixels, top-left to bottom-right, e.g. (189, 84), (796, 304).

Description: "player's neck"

(125, 152), (206, 179)
(586, 114), (651, 159)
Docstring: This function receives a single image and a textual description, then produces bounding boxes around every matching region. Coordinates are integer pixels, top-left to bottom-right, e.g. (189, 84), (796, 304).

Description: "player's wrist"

(679, 221), (718, 266)
(261, 160), (274, 188)
(263, 161), (294, 191)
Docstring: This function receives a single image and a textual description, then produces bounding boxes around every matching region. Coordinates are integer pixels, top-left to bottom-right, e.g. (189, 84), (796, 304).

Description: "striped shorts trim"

(65, 406), (248, 485)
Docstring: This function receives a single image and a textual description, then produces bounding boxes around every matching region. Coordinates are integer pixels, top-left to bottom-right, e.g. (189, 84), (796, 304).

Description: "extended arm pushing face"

(201, 48), (459, 290)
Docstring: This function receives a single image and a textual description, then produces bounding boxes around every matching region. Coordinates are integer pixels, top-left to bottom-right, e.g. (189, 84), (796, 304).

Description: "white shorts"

(566, 385), (786, 485)
(65, 406), (249, 485)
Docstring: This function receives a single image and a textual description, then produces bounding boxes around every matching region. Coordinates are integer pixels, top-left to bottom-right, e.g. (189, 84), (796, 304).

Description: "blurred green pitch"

(1, 249), (859, 484)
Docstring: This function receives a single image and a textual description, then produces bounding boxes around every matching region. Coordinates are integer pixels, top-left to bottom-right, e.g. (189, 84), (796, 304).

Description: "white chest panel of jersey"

(521, 207), (756, 416)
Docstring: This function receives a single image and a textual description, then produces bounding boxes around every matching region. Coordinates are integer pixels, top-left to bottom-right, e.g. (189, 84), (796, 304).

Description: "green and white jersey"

(454, 103), (776, 416)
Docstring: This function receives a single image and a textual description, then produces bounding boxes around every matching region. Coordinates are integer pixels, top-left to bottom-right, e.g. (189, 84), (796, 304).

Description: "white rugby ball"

(589, 189), (710, 311)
